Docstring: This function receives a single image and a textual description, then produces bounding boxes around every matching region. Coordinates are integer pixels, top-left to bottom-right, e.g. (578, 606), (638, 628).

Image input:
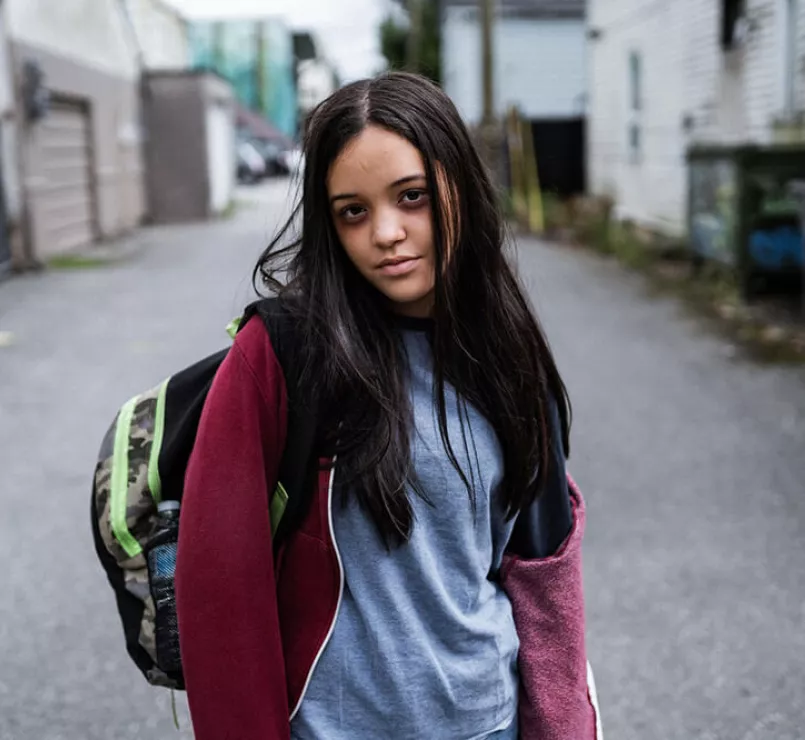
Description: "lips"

(377, 256), (421, 277)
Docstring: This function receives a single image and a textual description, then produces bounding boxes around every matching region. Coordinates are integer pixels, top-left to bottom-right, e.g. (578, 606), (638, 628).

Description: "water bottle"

(146, 500), (182, 674)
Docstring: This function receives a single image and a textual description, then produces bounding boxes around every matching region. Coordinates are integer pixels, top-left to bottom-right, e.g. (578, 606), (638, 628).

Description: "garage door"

(34, 101), (96, 256)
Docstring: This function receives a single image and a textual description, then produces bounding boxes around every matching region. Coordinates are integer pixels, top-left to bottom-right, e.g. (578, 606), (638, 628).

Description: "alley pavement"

(1, 178), (804, 739)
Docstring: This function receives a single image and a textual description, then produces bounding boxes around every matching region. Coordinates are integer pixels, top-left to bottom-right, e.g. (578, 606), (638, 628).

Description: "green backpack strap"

(225, 317), (241, 340)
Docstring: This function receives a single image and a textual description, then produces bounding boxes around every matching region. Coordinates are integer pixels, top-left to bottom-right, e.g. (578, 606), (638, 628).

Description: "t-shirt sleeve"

(505, 396), (572, 559)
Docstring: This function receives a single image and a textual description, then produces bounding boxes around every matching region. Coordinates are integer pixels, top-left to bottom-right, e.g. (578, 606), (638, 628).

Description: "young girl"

(175, 72), (600, 740)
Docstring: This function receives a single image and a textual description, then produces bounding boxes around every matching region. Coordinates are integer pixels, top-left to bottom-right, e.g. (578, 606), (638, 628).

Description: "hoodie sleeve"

(502, 474), (601, 740)
(175, 318), (290, 740)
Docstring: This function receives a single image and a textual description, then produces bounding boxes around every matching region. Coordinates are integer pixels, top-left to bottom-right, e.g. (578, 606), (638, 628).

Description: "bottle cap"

(157, 500), (181, 514)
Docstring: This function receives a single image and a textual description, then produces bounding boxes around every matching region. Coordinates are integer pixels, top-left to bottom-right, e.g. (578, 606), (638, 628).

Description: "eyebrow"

(329, 174), (427, 205)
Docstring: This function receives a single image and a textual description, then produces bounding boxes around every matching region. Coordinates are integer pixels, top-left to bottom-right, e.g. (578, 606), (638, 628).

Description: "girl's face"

(327, 125), (436, 318)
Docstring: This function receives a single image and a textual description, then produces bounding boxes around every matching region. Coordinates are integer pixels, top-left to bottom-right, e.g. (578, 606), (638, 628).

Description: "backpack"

(90, 298), (318, 690)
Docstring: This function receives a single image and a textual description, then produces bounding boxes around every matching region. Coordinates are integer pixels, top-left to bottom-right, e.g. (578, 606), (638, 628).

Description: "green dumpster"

(687, 145), (805, 298)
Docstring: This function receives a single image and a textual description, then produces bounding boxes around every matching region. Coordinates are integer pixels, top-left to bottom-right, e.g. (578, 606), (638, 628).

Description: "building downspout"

(0, 0), (8, 277)
(116, 0), (149, 225)
(0, 0), (13, 281)
(117, 0), (146, 72)
(1, 0), (41, 271)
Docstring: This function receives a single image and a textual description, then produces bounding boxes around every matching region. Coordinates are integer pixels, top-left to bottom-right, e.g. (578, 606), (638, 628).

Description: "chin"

(381, 285), (434, 316)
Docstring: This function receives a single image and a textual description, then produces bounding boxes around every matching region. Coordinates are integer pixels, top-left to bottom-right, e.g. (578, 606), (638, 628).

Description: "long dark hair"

(255, 72), (570, 545)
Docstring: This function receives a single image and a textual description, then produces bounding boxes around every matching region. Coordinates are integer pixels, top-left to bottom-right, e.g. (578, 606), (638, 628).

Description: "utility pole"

(407, 0), (424, 73)
(478, 0), (501, 183)
(480, 0), (494, 125)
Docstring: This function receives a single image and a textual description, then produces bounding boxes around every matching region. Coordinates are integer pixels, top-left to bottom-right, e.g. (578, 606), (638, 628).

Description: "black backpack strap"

(158, 349), (230, 501)
(240, 298), (320, 551)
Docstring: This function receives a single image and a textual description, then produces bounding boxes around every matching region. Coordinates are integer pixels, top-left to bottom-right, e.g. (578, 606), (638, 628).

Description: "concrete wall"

(587, 0), (805, 235)
(11, 43), (145, 253)
(123, 0), (189, 70)
(7, 0), (139, 80)
(442, 8), (587, 124)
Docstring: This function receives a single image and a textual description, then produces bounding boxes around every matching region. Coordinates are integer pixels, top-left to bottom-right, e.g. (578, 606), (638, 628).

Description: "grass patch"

(47, 254), (108, 270)
(500, 189), (515, 221)
(220, 200), (240, 220)
(223, 198), (262, 219)
(542, 192), (571, 234)
(646, 259), (805, 365)
(554, 195), (805, 365)
(660, 269), (805, 364)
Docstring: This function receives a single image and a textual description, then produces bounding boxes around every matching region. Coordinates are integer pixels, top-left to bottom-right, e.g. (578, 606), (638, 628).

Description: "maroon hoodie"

(175, 318), (601, 739)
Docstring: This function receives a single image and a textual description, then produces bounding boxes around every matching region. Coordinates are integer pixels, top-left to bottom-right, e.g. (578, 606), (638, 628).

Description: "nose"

(372, 207), (406, 250)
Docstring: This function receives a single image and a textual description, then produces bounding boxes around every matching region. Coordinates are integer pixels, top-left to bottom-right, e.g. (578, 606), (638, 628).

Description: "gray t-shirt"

(290, 327), (519, 740)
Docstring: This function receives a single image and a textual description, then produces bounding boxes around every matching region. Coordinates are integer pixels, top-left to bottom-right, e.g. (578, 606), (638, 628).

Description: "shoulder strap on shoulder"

(240, 297), (320, 550)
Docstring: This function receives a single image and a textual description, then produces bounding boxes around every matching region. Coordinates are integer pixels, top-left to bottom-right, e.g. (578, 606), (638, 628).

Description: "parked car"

(237, 141), (267, 184)
(253, 139), (290, 176)
(281, 146), (305, 176)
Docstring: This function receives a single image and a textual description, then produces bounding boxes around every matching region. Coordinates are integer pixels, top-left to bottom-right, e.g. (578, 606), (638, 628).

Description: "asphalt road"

(1, 178), (804, 740)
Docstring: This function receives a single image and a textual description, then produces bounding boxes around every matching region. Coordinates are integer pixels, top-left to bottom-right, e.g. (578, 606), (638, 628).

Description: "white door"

(205, 103), (234, 215)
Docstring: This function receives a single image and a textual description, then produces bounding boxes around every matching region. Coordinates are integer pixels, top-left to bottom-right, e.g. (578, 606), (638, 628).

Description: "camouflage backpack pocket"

(93, 379), (178, 688)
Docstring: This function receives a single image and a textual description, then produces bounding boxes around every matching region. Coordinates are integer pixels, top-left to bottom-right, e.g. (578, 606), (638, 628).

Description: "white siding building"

(587, 0), (805, 235)
(297, 59), (337, 119)
(122, 0), (190, 70)
(442, 0), (587, 126)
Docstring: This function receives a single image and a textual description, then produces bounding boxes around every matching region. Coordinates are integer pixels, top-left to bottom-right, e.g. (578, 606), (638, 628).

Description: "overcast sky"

(163, 0), (396, 82)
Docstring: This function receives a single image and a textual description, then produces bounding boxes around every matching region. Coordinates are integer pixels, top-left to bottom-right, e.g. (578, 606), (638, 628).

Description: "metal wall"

(143, 71), (234, 224)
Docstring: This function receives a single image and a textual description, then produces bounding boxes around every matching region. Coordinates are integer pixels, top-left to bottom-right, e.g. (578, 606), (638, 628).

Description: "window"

(722, 0), (747, 49)
(628, 51), (643, 162)
(629, 51), (642, 111)
(629, 123), (641, 153)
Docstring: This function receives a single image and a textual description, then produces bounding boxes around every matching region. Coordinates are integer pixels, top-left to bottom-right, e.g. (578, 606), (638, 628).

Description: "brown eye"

(340, 205), (366, 222)
(400, 189), (428, 206)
